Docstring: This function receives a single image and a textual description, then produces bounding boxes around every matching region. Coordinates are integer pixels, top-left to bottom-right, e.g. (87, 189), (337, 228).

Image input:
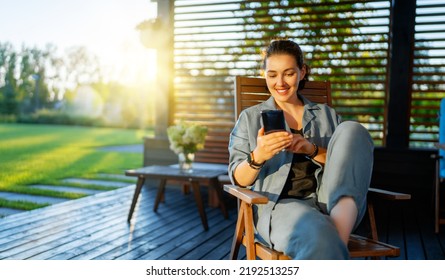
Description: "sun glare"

(81, 1), (158, 86)
(0, 0), (158, 87)
(97, 38), (157, 86)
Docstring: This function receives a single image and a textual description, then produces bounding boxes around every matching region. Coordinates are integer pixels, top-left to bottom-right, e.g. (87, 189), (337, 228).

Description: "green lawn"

(0, 123), (153, 210)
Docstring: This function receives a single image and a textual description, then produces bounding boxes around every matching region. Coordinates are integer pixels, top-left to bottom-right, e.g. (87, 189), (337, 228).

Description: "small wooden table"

(125, 165), (228, 230)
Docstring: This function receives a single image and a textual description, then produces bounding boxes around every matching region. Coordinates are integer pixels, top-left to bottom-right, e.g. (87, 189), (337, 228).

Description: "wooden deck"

(0, 181), (444, 260)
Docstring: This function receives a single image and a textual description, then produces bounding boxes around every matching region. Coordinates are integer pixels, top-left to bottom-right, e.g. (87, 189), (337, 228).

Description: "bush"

(17, 109), (105, 127)
(0, 114), (17, 123)
(10, 109), (153, 129)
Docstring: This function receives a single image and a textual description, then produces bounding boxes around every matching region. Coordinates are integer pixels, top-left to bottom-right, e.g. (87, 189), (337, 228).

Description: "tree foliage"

(0, 42), (153, 129)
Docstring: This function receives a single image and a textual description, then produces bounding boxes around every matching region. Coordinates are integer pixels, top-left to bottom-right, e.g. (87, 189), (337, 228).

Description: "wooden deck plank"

(92, 185), (235, 260)
(0, 183), (444, 260)
(129, 209), (231, 260)
(70, 195), (196, 260)
(179, 221), (235, 260)
(50, 189), (192, 260)
(0, 189), (136, 259)
(403, 202), (426, 260)
(57, 186), (220, 260)
(0, 187), (137, 253)
(154, 211), (235, 260)
(2, 190), (139, 259)
(166, 210), (236, 260)
(1, 204), (127, 259)
(383, 200), (407, 260)
(200, 231), (234, 260)
(413, 198), (445, 260)
(92, 200), (210, 260)
(0, 186), (133, 239)
(108, 216), (204, 260)
(0, 183), (235, 260)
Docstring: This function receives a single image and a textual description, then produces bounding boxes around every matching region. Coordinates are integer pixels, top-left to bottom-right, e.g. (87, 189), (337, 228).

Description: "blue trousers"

(268, 121), (374, 259)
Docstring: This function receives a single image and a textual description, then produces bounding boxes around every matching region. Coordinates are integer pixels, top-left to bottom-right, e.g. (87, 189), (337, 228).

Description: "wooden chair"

(224, 76), (411, 260)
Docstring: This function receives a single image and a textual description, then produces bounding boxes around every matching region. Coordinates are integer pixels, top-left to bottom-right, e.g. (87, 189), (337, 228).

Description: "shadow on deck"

(0, 181), (444, 260)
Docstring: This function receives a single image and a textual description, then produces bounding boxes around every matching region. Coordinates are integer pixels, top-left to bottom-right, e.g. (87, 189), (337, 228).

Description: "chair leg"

(230, 203), (245, 260)
(367, 201), (381, 260)
(243, 202), (256, 260)
(367, 201), (378, 241)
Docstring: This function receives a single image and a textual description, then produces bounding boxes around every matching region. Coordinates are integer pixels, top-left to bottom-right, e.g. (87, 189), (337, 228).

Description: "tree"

(236, 0), (388, 143)
(16, 45), (54, 113)
(0, 43), (19, 115)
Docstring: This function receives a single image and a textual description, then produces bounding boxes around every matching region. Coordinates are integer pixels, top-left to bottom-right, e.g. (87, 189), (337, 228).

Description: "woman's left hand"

(287, 133), (315, 155)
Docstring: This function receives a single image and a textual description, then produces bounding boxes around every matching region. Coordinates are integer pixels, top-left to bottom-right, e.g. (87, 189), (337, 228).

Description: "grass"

(0, 198), (50, 211)
(0, 123), (153, 210)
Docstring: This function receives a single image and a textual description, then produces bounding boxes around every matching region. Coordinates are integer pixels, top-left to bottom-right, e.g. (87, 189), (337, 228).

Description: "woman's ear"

(300, 64), (307, 81)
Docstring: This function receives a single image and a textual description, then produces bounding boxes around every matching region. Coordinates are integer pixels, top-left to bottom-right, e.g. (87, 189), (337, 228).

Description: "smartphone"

(261, 110), (286, 134)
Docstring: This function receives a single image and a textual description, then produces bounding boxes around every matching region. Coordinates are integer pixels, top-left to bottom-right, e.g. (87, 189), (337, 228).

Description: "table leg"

(128, 175), (146, 222)
(211, 179), (228, 219)
(191, 181), (209, 230)
(182, 183), (190, 194)
(154, 179), (167, 212)
(208, 188), (218, 207)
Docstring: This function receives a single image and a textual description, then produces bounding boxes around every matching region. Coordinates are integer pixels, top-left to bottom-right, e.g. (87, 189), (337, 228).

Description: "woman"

(228, 39), (374, 259)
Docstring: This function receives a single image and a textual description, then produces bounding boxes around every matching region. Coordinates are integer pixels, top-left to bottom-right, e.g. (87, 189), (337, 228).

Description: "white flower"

(167, 122), (208, 155)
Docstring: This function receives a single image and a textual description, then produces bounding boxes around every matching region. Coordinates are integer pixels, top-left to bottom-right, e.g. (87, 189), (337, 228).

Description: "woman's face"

(264, 53), (306, 104)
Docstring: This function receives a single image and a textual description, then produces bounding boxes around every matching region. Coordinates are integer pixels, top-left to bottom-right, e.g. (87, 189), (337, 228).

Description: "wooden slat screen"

(173, 0), (391, 146)
(411, 1), (445, 147)
(235, 77), (332, 120)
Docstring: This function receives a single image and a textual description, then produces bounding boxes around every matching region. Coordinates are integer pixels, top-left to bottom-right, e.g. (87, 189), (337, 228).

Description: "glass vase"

(178, 152), (195, 173)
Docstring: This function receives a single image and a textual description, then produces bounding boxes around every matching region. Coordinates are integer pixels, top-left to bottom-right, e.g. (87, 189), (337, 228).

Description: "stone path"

(0, 192), (70, 204)
(0, 208), (23, 216)
(61, 178), (131, 188)
(30, 185), (104, 195)
(0, 144), (142, 218)
(0, 174), (137, 218)
(98, 144), (143, 153)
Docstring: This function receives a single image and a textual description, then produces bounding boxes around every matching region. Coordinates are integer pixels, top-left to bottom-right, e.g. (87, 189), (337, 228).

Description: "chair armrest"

(368, 187), (411, 201)
(431, 154), (442, 160)
(223, 184), (268, 204)
(223, 185), (411, 203)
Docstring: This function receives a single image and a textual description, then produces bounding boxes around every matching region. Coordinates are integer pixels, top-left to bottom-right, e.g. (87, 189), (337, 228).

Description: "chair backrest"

(193, 131), (230, 164)
(234, 76), (332, 121)
(194, 76), (331, 164)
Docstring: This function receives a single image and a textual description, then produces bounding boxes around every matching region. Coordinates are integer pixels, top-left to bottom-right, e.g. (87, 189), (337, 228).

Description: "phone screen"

(261, 110), (285, 134)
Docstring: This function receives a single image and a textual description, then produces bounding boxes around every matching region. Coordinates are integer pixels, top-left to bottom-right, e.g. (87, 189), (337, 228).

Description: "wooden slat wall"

(410, 1), (445, 147)
(173, 0), (391, 149)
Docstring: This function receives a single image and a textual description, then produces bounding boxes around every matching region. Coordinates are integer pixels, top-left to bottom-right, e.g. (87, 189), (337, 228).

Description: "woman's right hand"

(253, 127), (293, 163)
